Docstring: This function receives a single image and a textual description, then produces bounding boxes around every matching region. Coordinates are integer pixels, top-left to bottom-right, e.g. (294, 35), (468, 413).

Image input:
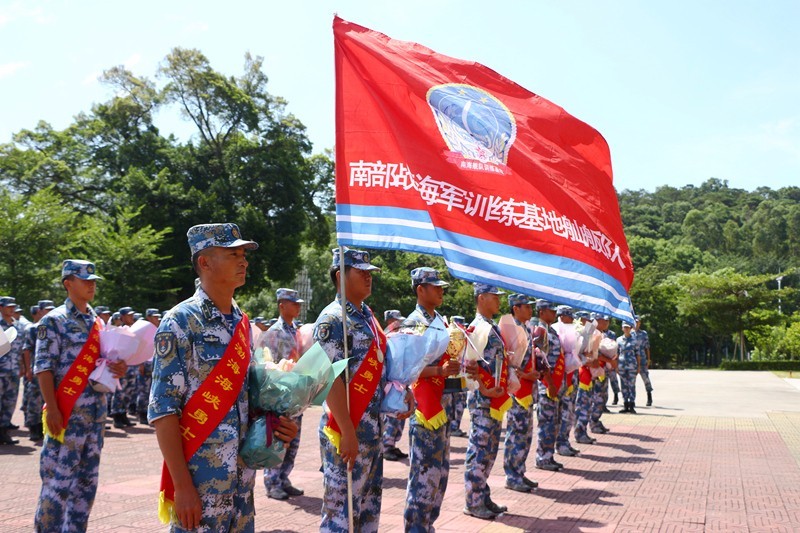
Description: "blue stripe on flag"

(336, 204), (633, 321)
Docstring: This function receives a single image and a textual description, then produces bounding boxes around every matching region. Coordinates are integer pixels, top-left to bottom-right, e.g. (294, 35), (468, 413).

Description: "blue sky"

(1, 0), (798, 193)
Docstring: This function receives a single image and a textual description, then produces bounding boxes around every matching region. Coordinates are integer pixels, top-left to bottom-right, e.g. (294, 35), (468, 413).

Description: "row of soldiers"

(8, 223), (653, 532)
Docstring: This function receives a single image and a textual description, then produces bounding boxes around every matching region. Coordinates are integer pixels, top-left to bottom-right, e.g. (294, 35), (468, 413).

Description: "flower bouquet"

(241, 342), (347, 469)
(89, 326), (141, 393)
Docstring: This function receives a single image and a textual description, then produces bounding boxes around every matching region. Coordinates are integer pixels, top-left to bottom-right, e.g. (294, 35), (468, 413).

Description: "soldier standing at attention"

(264, 288), (306, 501)
(148, 224), (297, 532)
(555, 306), (581, 458)
(533, 299), (566, 472)
(134, 308), (161, 425)
(381, 309), (409, 461)
(403, 267), (460, 532)
(502, 293), (539, 493)
(314, 248), (414, 532)
(0, 296), (25, 445)
(617, 323), (638, 414)
(33, 260), (129, 531)
(463, 283), (512, 520)
(110, 306), (137, 429)
(634, 315), (654, 406)
(21, 300), (56, 442)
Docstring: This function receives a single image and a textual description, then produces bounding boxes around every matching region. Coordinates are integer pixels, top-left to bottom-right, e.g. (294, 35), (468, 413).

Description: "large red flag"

(334, 17), (634, 320)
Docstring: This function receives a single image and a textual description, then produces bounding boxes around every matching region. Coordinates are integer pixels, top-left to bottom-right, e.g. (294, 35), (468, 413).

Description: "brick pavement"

(2, 370), (800, 532)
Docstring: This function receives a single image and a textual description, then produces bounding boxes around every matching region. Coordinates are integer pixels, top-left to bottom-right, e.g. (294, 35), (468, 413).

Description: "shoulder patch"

(315, 322), (332, 342)
(155, 331), (176, 357)
(37, 324), (47, 340)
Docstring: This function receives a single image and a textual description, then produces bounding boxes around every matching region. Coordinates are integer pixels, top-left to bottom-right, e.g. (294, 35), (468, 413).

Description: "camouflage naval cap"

(30, 305), (39, 316)
(38, 300), (56, 310)
(508, 293), (533, 307)
(0, 296), (16, 307)
(556, 305), (574, 317)
(473, 283), (505, 296)
(276, 288), (304, 303)
(331, 247), (381, 271)
(61, 259), (103, 281)
(573, 310), (590, 320)
(410, 267), (449, 287)
(253, 316), (266, 324)
(535, 298), (555, 310)
(145, 308), (161, 318)
(622, 322), (633, 329)
(118, 306), (135, 316)
(187, 223), (258, 258)
(384, 309), (405, 322)
(450, 315), (466, 326)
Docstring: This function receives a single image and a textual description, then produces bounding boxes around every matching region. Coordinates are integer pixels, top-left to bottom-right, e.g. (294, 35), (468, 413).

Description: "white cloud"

(0, 61), (28, 79)
(123, 53), (142, 69)
(0, 3), (52, 27)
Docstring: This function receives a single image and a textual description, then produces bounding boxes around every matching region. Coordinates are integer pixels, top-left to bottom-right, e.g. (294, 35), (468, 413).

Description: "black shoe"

(602, 406), (611, 413)
(551, 459), (564, 470)
(268, 487), (289, 500)
(391, 446), (408, 459)
(29, 423), (44, 442)
(451, 428), (467, 438)
(612, 392), (619, 405)
(122, 413), (136, 427)
(505, 480), (531, 493)
(283, 484), (304, 497)
(138, 412), (149, 425)
(383, 448), (402, 461)
(569, 445), (580, 454)
(485, 499), (507, 514)
(463, 505), (496, 520)
(647, 391), (653, 406)
(0, 428), (18, 445)
(535, 462), (560, 472)
(576, 435), (596, 444)
(522, 477), (539, 489)
(113, 413), (127, 429)
(629, 402), (637, 414)
(619, 401), (630, 413)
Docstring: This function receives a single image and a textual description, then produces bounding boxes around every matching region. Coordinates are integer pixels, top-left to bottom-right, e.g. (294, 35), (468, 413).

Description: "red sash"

(323, 316), (386, 452)
(512, 354), (535, 409)
(42, 318), (103, 443)
(566, 370), (576, 395)
(411, 353), (448, 430)
(158, 316), (251, 524)
(547, 350), (566, 401)
(476, 356), (512, 421)
(579, 366), (592, 391)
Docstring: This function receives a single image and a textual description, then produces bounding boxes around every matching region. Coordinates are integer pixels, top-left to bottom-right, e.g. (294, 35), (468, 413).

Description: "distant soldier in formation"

(0, 296), (25, 445)
(21, 300), (56, 442)
(264, 288), (306, 501)
(533, 299), (566, 472)
(572, 311), (598, 445)
(134, 308), (161, 425)
(555, 305), (581, 458)
(634, 315), (654, 406)
(617, 322), (638, 414)
(381, 309), (409, 462)
(446, 315), (469, 438)
(110, 306), (137, 429)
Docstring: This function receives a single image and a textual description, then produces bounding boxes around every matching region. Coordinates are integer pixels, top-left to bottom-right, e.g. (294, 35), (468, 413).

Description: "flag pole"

(338, 245), (355, 533)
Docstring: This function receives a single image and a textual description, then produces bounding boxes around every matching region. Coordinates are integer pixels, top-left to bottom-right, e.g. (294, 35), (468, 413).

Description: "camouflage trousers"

(319, 425), (383, 532)
(589, 376), (607, 431)
(608, 368), (620, 395)
(404, 407), (450, 532)
(170, 492), (254, 533)
(447, 391), (467, 433)
(135, 361), (152, 414)
(264, 414), (302, 490)
(535, 383), (559, 465)
(638, 360), (653, 392)
(556, 373), (579, 448)
(382, 415), (406, 451)
(464, 399), (502, 509)
(0, 372), (20, 426)
(110, 366), (137, 415)
(34, 408), (105, 532)
(23, 376), (43, 427)
(573, 379), (594, 439)
(503, 397), (534, 485)
(619, 365), (637, 403)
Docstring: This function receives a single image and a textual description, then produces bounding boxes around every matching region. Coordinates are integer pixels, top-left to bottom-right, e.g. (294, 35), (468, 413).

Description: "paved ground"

(2, 370), (800, 532)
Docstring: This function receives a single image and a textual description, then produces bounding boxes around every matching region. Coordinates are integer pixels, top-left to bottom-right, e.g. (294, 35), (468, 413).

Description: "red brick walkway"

(2, 370), (800, 532)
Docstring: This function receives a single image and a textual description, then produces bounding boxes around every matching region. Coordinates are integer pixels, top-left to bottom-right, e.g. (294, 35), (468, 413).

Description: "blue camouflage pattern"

(535, 318), (563, 466)
(1, 317), (24, 426)
(617, 334), (638, 404)
(135, 360), (153, 415)
(148, 286), (255, 530)
(634, 329), (653, 392)
(33, 299), (106, 532)
(314, 297), (386, 533)
(404, 304), (451, 532)
(186, 223), (258, 257)
(448, 391), (467, 433)
(23, 321), (43, 427)
(556, 370), (579, 450)
(381, 415), (405, 451)
(263, 316), (302, 493)
(503, 316), (534, 484)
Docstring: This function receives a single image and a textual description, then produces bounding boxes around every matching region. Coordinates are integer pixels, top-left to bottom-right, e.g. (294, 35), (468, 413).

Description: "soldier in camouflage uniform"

(555, 306), (581, 457)
(634, 316), (654, 406)
(0, 296), (25, 445)
(617, 323), (638, 414)
(534, 299), (565, 472)
(447, 315), (468, 438)
(21, 300), (56, 442)
(381, 309), (409, 461)
(503, 293), (539, 493)
(264, 288), (306, 501)
(314, 248), (412, 532)
(33, 260), (128, 531)
(572, 311), (598, 445)
(589, 315), (615, 434)
(134, 308), (160, 425)
(149, 223), (297, 532)
(110, 306), (137, 429)
(403, 267), (459, 532)
(464, 283), (509, 520)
